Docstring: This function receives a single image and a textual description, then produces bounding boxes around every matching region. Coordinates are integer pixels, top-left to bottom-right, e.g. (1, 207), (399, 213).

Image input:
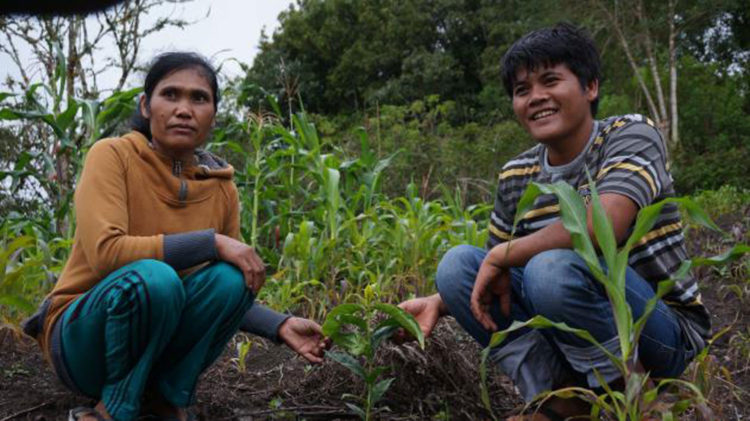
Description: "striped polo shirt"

(488, 114), (710, 352)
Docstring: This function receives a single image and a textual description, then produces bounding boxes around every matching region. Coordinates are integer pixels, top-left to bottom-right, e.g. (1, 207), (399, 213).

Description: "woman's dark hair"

(130, 52), (220, 139)
(501, 23), (602, 117)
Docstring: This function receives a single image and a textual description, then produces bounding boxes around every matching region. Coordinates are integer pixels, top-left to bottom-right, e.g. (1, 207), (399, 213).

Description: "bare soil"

(1, 209), (747, 421)
(0, 319), (520, 421)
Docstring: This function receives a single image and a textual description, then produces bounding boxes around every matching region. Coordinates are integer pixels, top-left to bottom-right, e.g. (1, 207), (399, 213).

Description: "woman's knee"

(108, 259), (185, 314)
(198, 262), (252, 307)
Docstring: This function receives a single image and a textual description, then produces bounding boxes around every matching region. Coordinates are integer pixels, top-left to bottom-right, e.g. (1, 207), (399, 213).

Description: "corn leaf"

(633, 280), (676, 345)
(588, 176), (617, 271)
(676, 197), (722, 233)
(691, 244), (750, 266)
(512, 183), (543, 231)
(536, 182), (603, 278)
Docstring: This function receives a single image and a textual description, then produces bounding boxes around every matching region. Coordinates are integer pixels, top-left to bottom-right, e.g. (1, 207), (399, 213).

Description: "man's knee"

(522, 249), (592, 316)
(436, 244), (480, 301)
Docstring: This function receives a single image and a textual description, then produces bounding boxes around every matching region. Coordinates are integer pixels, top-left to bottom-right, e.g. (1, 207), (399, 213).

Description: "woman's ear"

(139, 95), (150, 119)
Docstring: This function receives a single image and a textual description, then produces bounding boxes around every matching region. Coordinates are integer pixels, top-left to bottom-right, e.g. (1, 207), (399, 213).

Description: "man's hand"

(278, 317), (330, 364)
(470, 259), (510, 332)
(394, 294), (445, 342)
(215, 234), (266, 293)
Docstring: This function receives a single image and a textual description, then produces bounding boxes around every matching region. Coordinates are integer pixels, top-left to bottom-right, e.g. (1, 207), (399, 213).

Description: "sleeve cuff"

(239, 304), (292, 343)
(163, 229), (217, 270)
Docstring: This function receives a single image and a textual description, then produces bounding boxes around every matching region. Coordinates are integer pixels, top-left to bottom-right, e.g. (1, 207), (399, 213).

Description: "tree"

(243, 0), (489, 116)
(0, 0), (195, 234)
(585, 0), (734, 150)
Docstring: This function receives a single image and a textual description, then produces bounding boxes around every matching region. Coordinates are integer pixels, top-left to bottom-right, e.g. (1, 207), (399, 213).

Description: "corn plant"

(380, 183), (452, 296)
(439, 185), (492, 248)
(480, 178), (749, 420)
(322, 284), (425, 420)
(0, 219), (71, 325)
(0, 65), (139, 237)
(231, 337), (254, 374)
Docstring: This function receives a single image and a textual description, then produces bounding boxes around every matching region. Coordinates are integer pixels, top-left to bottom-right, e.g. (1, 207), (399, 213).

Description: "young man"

(398, 23), (709, 421)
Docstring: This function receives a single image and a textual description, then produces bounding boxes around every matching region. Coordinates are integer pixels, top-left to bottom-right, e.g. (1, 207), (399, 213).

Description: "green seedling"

(322, 284), (425, 420)
(232, 338), (253, 374)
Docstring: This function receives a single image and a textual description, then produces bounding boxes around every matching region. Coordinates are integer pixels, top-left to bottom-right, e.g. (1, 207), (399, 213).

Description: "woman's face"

(141, 67), (216, 161)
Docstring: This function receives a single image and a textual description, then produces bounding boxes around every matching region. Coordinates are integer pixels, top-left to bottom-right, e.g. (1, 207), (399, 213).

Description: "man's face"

(511, 63), (598, 145)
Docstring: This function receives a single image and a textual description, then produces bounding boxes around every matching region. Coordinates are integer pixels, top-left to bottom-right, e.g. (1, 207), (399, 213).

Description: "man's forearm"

(486, 221), (572, 268)
(486, 193), (639, 268)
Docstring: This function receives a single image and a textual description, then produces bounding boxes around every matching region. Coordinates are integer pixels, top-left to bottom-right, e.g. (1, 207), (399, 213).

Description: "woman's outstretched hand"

(278, 317), (331, 364)
(215, 234), (266, 293)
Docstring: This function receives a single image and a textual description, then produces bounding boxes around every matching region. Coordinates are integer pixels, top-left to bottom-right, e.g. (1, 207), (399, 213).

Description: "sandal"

(68, 407), (111, 421)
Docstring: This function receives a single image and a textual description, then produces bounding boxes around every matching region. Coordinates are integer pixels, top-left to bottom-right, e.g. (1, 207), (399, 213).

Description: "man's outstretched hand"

(278, 317), (330, 364)
(394, 294), (445, 343)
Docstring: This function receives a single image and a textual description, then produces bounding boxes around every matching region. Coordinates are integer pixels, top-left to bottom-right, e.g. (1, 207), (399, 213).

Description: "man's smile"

(530, 108), (559, 121)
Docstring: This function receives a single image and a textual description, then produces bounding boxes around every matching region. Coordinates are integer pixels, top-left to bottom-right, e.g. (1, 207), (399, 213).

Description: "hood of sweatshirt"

(123, 131), (235, 206)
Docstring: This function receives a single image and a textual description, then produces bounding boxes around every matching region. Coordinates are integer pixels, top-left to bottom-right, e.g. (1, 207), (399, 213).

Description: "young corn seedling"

(480, 177), (748, 420)
(322, 284), (425, 421)
(231, 338), (253, 374)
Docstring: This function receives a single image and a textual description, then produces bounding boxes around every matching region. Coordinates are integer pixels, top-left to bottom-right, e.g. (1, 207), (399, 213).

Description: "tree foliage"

(0, 0), (194, 234)
(244, 0), (749, 193)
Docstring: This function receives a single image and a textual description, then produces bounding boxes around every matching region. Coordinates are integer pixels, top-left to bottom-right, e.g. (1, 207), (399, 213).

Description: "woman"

(23, 52), (327, 421)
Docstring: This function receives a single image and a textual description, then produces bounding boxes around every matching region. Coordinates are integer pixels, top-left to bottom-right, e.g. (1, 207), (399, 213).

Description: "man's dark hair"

(501, 23), (602, 116)
(131, 52), (220, 139)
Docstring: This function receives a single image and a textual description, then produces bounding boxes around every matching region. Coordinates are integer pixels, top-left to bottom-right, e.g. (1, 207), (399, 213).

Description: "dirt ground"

(0, 319), (521, 421)
(1, 210), (747, 421)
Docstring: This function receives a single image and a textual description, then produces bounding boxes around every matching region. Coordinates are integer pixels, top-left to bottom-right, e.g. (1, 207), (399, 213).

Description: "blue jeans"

(436, 245), (695, 401)
(51, 260), (254, 421)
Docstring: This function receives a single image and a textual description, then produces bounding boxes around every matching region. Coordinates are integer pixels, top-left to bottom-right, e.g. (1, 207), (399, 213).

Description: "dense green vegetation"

(243, 0), (750, 195)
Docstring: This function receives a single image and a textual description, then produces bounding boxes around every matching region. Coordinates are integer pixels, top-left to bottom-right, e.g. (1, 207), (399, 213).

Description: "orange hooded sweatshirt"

(34, 131), (240, 360)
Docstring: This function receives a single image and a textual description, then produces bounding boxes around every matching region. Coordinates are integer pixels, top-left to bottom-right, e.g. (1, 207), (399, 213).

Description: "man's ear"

(585, 79), (599, 103)
(139, 95), (150, 119)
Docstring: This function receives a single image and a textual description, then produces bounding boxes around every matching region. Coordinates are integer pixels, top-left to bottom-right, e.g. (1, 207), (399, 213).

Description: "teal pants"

(54, 260), (253, 421)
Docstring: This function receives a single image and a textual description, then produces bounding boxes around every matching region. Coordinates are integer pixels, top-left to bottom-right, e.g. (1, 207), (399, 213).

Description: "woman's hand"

(215, 234), (266, 293)
(278, 317), (330, 364)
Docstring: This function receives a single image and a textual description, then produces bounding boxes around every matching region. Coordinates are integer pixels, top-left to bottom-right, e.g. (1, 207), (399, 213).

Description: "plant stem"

(250, 125), (262, 248)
